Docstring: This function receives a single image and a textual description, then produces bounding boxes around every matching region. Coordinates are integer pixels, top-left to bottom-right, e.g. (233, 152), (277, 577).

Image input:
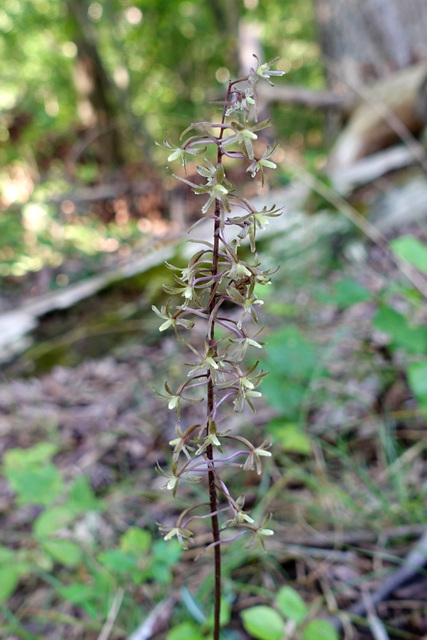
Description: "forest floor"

(1, 207), (427, 640)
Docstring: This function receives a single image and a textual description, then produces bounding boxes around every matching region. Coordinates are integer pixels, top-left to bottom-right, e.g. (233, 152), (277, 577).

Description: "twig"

(127, 598), (175, 640)
(363, 589), (390, 640)
(296, 168), (427, 299)
(331, 530), (427, 632)
(97, 587), (124, 640)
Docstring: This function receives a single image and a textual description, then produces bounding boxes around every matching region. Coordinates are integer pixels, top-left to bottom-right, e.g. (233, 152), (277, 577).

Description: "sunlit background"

(0, 0), (322, 285)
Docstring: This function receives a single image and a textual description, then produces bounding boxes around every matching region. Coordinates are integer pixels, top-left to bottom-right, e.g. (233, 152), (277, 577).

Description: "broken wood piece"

(329, 62), (427, 169)
(329, 144), (419, 195)
(0, 244), (176, 364)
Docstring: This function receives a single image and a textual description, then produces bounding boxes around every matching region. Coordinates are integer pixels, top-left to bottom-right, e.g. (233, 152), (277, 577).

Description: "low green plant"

(241, 586), (338, 640)
(374, 235), (427, 415)
(0, 442), (181, 635)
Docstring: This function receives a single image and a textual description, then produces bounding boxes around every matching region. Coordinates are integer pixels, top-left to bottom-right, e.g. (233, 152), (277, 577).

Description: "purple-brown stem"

(206, 201), (222, 640)
(205, 82), (232, 634)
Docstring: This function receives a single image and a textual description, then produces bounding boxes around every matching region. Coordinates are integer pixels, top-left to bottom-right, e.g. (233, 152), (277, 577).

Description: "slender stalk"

(206, 198), (222, 640)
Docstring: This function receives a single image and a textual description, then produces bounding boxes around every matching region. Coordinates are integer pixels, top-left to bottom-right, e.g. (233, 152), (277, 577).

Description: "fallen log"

(48, 180), (157, 204)
(258, 82), (351, 110)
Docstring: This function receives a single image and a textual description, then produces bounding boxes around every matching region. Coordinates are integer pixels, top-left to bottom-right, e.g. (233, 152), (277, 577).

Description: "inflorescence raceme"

(154, 56), (284, 554)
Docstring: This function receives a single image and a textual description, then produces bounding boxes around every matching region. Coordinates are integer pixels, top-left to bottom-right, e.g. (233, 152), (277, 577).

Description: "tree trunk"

(313, 0), (427, 92)
(66, 0), (124, 168)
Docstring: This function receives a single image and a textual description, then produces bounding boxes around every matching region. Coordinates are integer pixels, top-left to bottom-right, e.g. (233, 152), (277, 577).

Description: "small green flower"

(198, 183), (231, 214)
(163, 278), (199, 306)
(154, 382), (202, 419)
(156, 462), (201, 497)
(226, 286), (264, 328)
(243, 438), (272, 475)
(246, 143), (280, 186)
(169, 423), (198, 460)
(225, 88), (256, 120)
(250, 56), (285, 86)
(162, 526), (194, 549)
(187, 348), (220, 377)
(195, 421), (223, 455)
(229, 335), (263, 361)
(152, 304), (195, 333)
(156, 137), (206, 170)
(223, 509), (254, 528)
(232, 362), (267, 412)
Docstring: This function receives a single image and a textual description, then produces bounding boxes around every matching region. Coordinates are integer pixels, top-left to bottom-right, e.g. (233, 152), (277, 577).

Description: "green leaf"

(264, 327), (317, 379)
(275, 586), (308, 624)
(268, 421), (311, 455)
(302, 619), (339, 640)
(2, 443), (58, 470)
(97, 549), (137, 574)
(152, 539), (182, 565)
(262, 379), (306, 417)
(41, 539), (82, 567)
(166, 622), (205, 640)
(120, 527), (152, 554)
(64, 476), (104, 514)
(34, 506), (74, 537)
(205, 597), (231, 630)
(58, 583), (99, 618)
(0, 566), (21, 603)
(0, 546), (15, 565)
(4, 464), (63, 506)
(390, 235), (427, 274)
(149, 563), (171, 585)
(331, 279), (371, 308)
(58, 583), (94, 605)
(373, 307), (427, 354)
(241, 606), (284, 640)
(407, 361), (427, 411)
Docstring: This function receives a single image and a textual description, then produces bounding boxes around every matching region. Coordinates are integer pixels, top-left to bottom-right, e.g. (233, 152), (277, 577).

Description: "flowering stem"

(155, 57), (284, 639)
(205, 80), (233, 637)
(207, 199), (222, 640)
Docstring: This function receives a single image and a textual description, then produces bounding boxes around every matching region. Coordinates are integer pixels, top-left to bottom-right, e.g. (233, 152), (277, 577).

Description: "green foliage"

(302, 620), (338, 640)
(261, 234), (427, 441)
(41, 539), (83, 567)
(205, 596), (232, 630)
(261, 326), (318, 418)
(267, 418), (312, 454)
(390, 235), (427, 274)
(0, 0), (319, 162)
(330, 278), (371, 308)
(241, 587), (337, 640)
(241, 605), (285, 640)
(276, 586), (308, 624)
(407, 361), (427, 414)
(3, 443), (63, 505)
(0, 442), (181, 631)
(0, 561), (27, 603)
(166, 622), (206, 640)
(373, 306), (427, 354)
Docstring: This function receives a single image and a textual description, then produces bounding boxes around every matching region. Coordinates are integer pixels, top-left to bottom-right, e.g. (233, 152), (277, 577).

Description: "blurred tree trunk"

(207, 0), (240, 74)
(313, 0), (427, 92)
(66, 0), (124, 168)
